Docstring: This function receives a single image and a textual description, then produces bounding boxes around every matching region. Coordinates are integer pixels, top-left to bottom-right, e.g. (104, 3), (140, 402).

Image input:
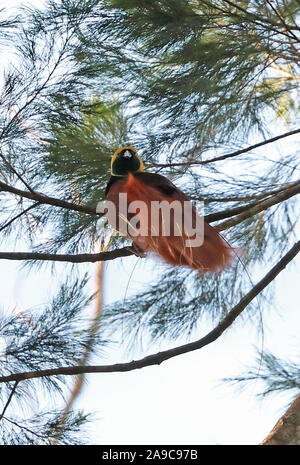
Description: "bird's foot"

(126, 243), (147, 258)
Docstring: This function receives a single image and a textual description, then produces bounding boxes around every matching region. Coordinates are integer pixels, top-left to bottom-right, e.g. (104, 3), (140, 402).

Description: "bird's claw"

(126, 244), (147, 258)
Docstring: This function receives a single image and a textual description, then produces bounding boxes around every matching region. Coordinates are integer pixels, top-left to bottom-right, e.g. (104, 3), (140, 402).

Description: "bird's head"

(110, 146), (144, 176)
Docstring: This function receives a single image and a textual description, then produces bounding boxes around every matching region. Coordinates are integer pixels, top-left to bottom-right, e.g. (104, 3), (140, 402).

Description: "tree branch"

(0, 180), (98, 216)
(1, 239), (299, 384)
(205, 180), (300, 223)
(150, 128), (300, 168)
(0, 180), (299, 264)
(195, 181), (300, 204)
(0, 202), (40, 233)
(0, 381), (18, 421)
(0, 247), (133, 263)
(261, 393), (300, 445)
(216, 181), (300, 231)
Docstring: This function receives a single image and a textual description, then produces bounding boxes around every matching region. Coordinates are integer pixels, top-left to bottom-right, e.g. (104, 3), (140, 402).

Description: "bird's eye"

(123, 150), (132, 159)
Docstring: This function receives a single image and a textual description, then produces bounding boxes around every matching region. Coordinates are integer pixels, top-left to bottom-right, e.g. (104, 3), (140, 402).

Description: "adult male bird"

(105, 146), (235, 273)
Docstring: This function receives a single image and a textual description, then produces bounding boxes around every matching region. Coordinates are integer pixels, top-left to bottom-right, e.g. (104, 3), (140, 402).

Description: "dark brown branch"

(0, 180), (98, 216)
(0, 247), (133, 263)
(205, 198), (265, 223)
(151, 128), (300, 168)
(1, 239), (299, 384)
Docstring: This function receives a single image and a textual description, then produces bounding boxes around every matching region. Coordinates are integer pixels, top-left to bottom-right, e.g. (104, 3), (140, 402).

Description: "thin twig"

(2, 416), (51, 440)
(0, 150), (34, 193)
(216, 181), (300, 231)
(0, 202), (40, 233)
(0, 381), (18, 420)
(150, 128), (300, 168)
(264, 0), (300, 44)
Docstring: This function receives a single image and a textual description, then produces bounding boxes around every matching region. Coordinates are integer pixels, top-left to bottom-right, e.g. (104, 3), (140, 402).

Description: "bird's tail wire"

(219, 232), (265, 395)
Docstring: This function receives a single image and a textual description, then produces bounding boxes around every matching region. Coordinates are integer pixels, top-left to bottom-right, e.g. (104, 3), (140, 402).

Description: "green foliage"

(0, 409), (91, 445)
(37, 98), (131, 253)
(73, 0), (300, 154)
(224, 348), (300, 402)
(0, 276), (101, 374)
(0, 276), (108, 443)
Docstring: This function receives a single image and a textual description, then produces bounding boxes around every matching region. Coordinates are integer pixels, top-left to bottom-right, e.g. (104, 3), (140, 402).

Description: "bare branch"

(205, 180), (300, 223)
(0, 381), (18, 421)
(216, 181), (300, 231)
(0, 247), (133, 263)
(0, 239), (299, 384)
(150, 128), (300, 169)
(0, 180), (98, 216)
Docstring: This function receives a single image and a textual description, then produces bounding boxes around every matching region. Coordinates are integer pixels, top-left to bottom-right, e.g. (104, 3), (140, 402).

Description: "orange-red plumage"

(106, 170), (235, 274)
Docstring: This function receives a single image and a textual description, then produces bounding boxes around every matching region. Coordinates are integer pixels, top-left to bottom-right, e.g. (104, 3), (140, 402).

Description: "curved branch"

(216, 181), (300, 231)
(1, 239), (299, 384)
(0, 381), (18, 420)
(151, 128), (300, 169)
(0, 180), (98, 216)
(205, 180), (300, 223)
